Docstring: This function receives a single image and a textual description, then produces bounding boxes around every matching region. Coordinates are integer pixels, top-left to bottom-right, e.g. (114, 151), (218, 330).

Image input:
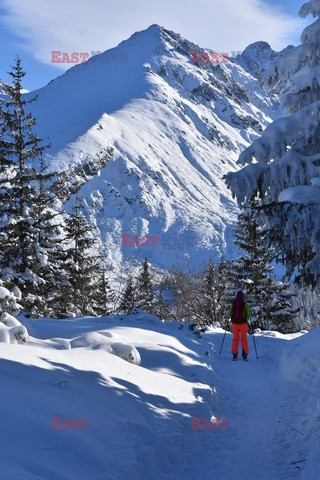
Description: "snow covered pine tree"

(136, 258), (154, 314)
(0, 57), (59, 314)
(59, 194), (104, 317)
(119, 276), (136, 315)
(225, 1), (320, 286)
(233, 208), (299, 331)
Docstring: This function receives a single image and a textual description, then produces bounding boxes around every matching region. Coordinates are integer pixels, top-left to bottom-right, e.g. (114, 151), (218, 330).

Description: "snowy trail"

(173, 331), (299, 480)
(2, 315), (318, 480)
(210, 355), (281, 479)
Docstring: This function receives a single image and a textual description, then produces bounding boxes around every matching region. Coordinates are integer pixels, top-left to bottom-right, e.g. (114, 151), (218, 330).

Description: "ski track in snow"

(175, 345), (284, 480)
(172, 330), (315, 480)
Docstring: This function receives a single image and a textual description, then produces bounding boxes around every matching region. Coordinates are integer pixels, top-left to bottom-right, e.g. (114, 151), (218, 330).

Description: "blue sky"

(0, 0), (311, 92)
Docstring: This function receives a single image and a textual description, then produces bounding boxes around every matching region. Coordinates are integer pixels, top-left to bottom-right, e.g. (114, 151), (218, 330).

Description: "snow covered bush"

(0, 286), (28, 343)
(109, 342), (141, 364)
(225, 1), (320, 286)
(70, 332), (113, 349)
(1, 312), (21, 327)
(70, 332), (141, 365)
(0, 313), (29, 344)
(0, 282), (22, 317)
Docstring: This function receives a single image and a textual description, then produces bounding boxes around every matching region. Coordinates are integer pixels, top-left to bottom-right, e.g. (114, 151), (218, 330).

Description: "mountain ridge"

(21, 25), (283, 272)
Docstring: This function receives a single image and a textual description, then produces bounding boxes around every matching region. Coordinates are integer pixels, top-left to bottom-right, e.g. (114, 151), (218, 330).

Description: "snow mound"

(70, 332), (113, 349)
(26, 337), (71, 350)
(70, 331), (140, 364)
(1, 312), (21, 327)
(278, 326), (320, 480)
(50, 338), (72, 350)
(0, 313), (29, 344)
(109, 342), (141, 364)
(96, 330), (113, 338)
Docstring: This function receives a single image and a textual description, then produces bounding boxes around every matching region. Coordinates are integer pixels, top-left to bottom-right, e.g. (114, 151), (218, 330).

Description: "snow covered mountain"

(234, 41), (294, 83)
(28, 25), (282, 272)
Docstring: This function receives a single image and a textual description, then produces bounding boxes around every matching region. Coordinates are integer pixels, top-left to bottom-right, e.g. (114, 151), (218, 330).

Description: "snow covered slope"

(27, 25), (281, 271)
(1, 312), (319, 479)
(234, 41), (295, 84)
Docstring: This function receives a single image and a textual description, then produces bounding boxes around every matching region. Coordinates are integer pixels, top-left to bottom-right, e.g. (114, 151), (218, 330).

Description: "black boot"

(233, 353), (238, 361)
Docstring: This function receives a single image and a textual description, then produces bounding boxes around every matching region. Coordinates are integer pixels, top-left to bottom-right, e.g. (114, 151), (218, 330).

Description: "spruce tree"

(205, 258), (247, 326)
(0, 57), (51, 308)
(93, 260), (116, 316)
(119, 276), (136, 315)
(26, 157), (68, 317)
(136, 258), (154, 314)
(234, 208), (274, 299)
(202, 261), (227, 324)
(215, 258), (245, 327)
(59, 194), (101, 316)
(233, 208), (299, 331)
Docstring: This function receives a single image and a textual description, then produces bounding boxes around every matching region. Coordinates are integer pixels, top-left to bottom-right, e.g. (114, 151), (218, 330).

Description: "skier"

(228, 290), (251, 361)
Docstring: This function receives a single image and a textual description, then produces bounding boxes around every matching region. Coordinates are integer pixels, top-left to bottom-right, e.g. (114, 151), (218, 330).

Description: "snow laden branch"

(260, 202), (320, 283)
(262, 44), (314, 90)
(281, 65), (320, 113)
(262, 21), (320, 112)
(236, 101), (320, 165)
(225, 151), (320, 206)
(300, 17), (320, 43)
(299, 0), (320, 18)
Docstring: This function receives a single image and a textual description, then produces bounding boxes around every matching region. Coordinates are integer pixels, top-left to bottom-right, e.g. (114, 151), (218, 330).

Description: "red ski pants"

(231, 323), (249, 355)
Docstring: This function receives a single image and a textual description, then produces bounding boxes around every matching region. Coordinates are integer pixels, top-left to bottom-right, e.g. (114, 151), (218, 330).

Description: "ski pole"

(252, 330), (258, 359)
(219, 325), (227, 354)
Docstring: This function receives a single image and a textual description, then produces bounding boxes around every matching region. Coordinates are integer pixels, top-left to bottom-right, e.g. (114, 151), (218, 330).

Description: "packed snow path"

(173, 329), (318, 480)
(175, 335), (287, 480)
